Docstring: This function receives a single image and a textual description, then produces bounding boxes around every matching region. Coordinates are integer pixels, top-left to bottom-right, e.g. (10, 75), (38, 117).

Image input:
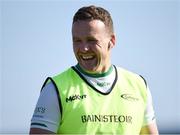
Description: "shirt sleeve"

(143, 86), (156, 126)
(30, 81), (61, 133)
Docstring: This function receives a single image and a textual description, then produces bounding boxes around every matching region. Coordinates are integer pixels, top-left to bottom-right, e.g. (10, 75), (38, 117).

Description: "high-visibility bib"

(52, 66), (147, 134)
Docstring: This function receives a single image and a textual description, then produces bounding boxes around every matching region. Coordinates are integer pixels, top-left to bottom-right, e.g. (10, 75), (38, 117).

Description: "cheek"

(73, 45), (78, 53)
(95, 44), (108, 54)
(73, 46), (81, 60)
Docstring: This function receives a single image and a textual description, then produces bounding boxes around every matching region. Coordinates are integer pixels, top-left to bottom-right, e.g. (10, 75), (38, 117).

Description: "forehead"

(72, 20), (107, 36)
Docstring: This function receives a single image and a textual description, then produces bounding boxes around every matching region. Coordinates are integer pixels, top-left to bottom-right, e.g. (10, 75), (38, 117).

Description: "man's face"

(72, 20), (115, 73)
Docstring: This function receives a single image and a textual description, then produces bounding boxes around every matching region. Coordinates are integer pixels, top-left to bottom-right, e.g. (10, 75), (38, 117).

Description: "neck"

(76, 64), (113, 78)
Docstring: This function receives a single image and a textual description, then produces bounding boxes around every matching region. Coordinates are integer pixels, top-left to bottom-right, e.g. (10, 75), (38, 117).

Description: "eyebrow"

(72, 37), (80, 40)
(73, 36), (97, 40)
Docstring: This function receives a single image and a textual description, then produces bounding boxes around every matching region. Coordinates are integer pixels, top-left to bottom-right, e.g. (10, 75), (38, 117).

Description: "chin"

(81, 65), (98, 73)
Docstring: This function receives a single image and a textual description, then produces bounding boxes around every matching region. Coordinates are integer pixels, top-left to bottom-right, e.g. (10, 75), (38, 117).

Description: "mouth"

(77, 53), (98, 71)
(80, 54), (96, 61)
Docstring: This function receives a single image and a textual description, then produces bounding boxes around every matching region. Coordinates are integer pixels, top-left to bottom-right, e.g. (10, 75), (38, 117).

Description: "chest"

(56, 70), (147, 134)
(60, 81), (145, 122)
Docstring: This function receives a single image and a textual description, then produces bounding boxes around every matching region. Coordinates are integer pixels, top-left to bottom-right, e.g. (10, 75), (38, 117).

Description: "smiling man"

(30, 5), (159, 134)
(72, 19), (115, 74)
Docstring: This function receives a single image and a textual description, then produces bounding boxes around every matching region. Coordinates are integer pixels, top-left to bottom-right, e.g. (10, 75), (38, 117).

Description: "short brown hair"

(73, 5), (114, 34)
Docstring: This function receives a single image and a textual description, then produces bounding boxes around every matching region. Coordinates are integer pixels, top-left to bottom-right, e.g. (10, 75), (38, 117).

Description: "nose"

(81, 42), (89, 52)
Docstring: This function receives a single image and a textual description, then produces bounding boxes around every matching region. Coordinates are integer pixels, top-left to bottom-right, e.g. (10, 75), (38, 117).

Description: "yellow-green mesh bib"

(52, 66), (147, 134)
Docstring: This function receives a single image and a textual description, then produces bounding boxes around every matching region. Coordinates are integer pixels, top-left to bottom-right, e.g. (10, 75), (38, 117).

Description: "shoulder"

(53, 67), (76, 81)
(50, 67), (80, 90)
(115, 66), (145, 82)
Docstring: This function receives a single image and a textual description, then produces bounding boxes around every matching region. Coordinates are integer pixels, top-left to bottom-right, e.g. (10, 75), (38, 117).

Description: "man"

(30, 5), (158, 134)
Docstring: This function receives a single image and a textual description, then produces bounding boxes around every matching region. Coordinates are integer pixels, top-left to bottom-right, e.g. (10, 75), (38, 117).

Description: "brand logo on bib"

(97, 82), (111, 87)
(121, 94), (139, 101)
(66, 94), (87, 102)
(81, 114), (132, 123)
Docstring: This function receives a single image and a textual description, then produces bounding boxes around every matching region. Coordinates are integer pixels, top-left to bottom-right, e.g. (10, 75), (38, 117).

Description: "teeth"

(82, 55), (93, 60)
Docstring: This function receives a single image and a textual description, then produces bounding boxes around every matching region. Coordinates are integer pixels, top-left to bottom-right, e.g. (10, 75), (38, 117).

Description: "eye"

(73, 38), (81, 44)
(87, 38), (98, 43)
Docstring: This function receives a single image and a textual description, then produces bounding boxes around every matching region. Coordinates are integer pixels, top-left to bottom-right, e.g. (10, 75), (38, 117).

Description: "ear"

(108, 34), (116, 49)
